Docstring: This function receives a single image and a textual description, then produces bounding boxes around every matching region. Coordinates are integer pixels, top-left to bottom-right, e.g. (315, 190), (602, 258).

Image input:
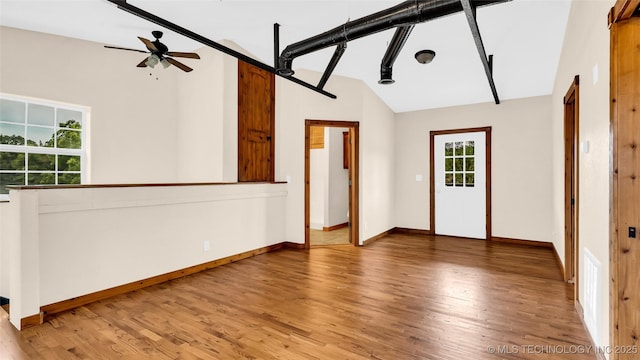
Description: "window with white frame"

(0, 94), (86, 200)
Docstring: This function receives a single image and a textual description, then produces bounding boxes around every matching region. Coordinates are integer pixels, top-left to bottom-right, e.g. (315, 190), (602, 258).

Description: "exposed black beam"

(277, 0), (509, 76)
(105, 0), (336, 99)
(317, 43), (347, 90)
(460, 0), (500, 104)
(273, 23), (280, 69)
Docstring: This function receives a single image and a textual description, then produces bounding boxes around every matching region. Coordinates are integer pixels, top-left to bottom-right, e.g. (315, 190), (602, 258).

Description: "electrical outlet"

(203, 240), (210, 252)
(629, 227), (636, 239)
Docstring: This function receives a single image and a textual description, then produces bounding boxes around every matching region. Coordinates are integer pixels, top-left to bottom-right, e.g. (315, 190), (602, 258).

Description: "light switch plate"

(416, 174), (423, 182)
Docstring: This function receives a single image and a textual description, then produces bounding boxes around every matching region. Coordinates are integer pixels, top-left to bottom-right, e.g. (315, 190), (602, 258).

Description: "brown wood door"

(238, 60), (275, 182)
(563, 76), (579, 302)
(610, 16), (640, 360)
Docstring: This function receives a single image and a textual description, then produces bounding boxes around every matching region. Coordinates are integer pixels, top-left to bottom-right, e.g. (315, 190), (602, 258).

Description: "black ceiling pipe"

(277, 0), (509, 76)
(379, 25), (414, 85)
(318, 43), (347, 90)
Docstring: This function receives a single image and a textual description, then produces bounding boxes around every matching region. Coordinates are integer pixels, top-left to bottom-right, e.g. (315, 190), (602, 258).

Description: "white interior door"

(434, 132), (486, 239)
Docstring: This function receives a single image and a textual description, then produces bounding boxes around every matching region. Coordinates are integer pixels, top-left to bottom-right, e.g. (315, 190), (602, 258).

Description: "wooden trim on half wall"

(429, 127), (492, 239)
(305, 120), (360, 249)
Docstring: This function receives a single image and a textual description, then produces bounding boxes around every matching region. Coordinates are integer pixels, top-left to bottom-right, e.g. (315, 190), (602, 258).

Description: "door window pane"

(445, 173), (453, 187)
(455, 142), (464, 156)
(455, 173), (464, 187)
(444, 142), (453, 156)
(465, 158), (475, 171)
(445, 158), (453, 171)
(465, 173), (475, 187)
(455, 158), (463, 171)
(465, 141), (475, 155)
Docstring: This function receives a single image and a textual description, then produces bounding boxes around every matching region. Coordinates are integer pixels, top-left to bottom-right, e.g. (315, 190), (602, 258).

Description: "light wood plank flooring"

(310, 227), (350, 246)
(1, 233), (595, 359)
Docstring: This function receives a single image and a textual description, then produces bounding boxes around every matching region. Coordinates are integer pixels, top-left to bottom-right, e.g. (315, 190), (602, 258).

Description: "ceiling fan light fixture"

(160, 59), (171, 69)
(415, 49), (436, 64)
(145, 54), (160, 68)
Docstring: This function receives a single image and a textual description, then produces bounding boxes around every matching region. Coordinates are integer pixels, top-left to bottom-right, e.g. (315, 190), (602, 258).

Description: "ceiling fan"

(104, 31), (200, 72)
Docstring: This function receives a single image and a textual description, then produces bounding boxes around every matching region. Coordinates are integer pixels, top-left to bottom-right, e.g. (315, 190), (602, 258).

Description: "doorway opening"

(430, 127), (492, 239)
(305, 120), (359, 248)
(563, 75), (579, 302)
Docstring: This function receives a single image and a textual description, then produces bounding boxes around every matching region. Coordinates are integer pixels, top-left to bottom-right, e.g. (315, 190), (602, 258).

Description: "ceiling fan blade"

(138, 37), (158, 52)
(136, 58), (148, 68)
(104, 45), (148, 54)
(166, 52), (200, 59)
(166, 57), (193, 72)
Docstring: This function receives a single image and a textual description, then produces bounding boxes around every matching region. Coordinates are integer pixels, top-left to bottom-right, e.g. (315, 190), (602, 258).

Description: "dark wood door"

(238, 60), (275, 182)
(563, 77), (579, 301)
(610, 16), (640, 360)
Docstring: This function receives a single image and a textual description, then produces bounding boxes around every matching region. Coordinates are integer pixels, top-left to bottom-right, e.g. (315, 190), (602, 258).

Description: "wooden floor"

(1, 233), (596, 359)
(310, 227), (350, 246)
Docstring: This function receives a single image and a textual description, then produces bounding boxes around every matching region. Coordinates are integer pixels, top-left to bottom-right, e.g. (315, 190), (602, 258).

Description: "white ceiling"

(0, 0), (571, 112)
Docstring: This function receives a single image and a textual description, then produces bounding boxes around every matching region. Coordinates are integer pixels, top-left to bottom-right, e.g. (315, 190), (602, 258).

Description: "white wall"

(395, 95), (554, 242)
(361, 86), (396, 238)
(7, 183), (286, 329)
(309, 137), (328, 229)
(276, 70), (396, 244)
(327, 127), (349, 227)
(309, 127), (350, 230)
(0, 26), (189, 308)
(177, 46), (225, 182)
(0, 26), (181, 184)
(550, 0), (613, 350)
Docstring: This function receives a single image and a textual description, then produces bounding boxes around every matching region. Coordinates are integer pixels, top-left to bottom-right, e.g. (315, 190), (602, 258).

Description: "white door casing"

(434, 131), (486, 239)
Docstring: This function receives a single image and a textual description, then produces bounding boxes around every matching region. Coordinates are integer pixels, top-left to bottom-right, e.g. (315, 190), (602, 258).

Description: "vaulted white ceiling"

(0, 0), (571, 112)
